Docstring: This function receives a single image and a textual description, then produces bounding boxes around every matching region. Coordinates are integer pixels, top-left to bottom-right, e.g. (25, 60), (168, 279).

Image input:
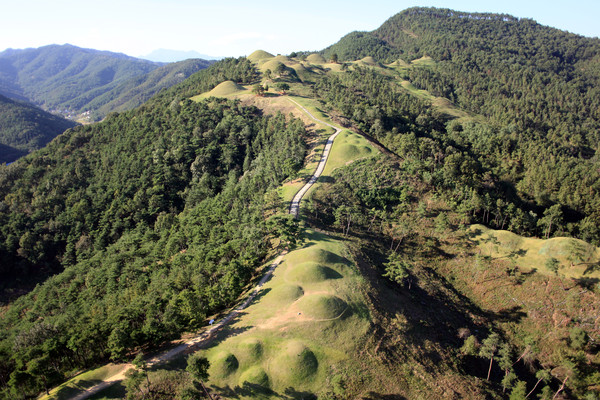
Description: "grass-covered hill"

(0, 94), (76, 163)
(0, 44), (214, 121)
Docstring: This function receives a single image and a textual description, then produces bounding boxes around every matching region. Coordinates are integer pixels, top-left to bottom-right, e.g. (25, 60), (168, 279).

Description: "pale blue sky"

(1, 0), (598, 58)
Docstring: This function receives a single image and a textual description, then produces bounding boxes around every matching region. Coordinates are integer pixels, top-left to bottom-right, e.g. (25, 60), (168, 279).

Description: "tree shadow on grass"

(54, 379), (104, 399)
(363, 393), (408, 400)
(210, 383), (317, 399)
(574, 277), (599, 290)
(485, 305), (527, 324)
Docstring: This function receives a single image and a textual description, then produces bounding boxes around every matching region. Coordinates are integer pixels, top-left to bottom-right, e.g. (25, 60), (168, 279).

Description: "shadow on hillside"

(210, 383), (317, 399)
(246, 287), (272, 308)
(575, 276), (599, 290)
(54, 379), (103, 399)
(363, 394), (408, 400)
(197, 313), (252, 349)
(485, 305), (527, 323)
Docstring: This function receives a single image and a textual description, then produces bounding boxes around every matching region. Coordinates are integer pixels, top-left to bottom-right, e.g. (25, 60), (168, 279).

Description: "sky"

(1, 0), (599, 59)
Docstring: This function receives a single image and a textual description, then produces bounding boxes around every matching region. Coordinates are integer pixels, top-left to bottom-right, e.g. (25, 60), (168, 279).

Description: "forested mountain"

(0, 44), (160, 112)
(0, 44), (214, 121)
(320, 7), (600, 245)
(0, 94), (76, 163)
(1, 7), (599, 400)
(82, 58), (214, 120)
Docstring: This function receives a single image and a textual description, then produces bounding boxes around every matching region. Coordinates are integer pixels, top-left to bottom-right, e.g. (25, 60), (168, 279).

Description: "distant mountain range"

(140, 49), (221, 63)
(0, 44), (214, 160)
(0, 44), (215, 120)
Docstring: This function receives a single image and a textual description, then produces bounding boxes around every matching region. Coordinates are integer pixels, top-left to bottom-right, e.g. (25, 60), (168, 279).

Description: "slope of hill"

(83, 58), (215, 120)
(0, 94), (76, 163)
(319, 7), (600, 247)
(0, 44), (161, 113)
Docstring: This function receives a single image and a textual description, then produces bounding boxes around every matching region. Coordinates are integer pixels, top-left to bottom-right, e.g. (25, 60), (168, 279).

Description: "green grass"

(269, 341), (318, 385)
(299, 129), (376, 207)
(39, 364), (128, 400)
(248, 50), (275, 63)
(278, 96), (336, 204)
(195, 227), (371, 398)
(190, 80), (248, 100)
(468, 224), (600, 278)
(296, 294), (348, 319)
(239, 366), (270, 387)
(286, 261), (342, 283)
(411, 55), (436, 66)
(260, 59), (285, 72)
(306, 54), (326, 64)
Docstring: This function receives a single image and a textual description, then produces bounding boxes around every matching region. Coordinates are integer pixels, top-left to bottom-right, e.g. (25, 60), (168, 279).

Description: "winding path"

(288, 98), (342, 216)
(66, 98), (342, 400)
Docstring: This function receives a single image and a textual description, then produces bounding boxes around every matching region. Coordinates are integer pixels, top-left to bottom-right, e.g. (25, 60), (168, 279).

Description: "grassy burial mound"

(190, 80), (247, 100)
(273, 55), (291, 63)
(468, 224), (600, 278)
(259, 59), (285, 73)
(239, 366), (270, 388)
(248, 50), (275, 63)
(359, 56), (378, 65)
(197, 229), (371, 398)
(209, 352), (240, 378)
(286, 261), (343, 284)
(269, 340), (319, 385)
(306, 53), (327, 64)
(296, 294), (349, 320)
(208, 80), (246, 96)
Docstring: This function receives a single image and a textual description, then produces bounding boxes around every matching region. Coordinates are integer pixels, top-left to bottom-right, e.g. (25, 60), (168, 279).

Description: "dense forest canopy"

(0, 94), (76, 163)
(318, 7), (600, 245)
(0, 57), (306, 397)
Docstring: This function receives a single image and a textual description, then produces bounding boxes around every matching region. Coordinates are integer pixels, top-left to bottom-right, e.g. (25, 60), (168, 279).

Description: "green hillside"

(0, 94), (76, 163)
(317, 7), (600, 246)
(83, 58), (214, 120)
(0, 44), (159, 111)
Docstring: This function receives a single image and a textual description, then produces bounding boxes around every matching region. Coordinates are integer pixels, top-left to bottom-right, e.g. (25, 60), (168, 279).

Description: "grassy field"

(411, 55), (436, 66)
(306, 54), (326, 64)
(247, 50), (275, 63)
(300, 129), (376, 208)
(468, 224), (600, 278)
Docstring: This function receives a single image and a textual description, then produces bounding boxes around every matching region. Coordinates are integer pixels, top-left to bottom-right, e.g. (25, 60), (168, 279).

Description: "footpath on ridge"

(63, 98), (344, 400)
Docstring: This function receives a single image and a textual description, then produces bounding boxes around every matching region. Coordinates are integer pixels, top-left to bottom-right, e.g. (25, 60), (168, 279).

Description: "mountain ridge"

(1, 7), (599, 400)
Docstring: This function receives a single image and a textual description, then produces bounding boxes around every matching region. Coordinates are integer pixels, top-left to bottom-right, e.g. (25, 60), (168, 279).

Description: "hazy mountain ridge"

(0, 44), (161, 112)
(140, 48), (221, 62)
